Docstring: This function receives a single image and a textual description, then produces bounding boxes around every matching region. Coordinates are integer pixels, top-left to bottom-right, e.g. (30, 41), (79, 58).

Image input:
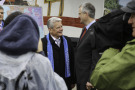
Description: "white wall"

(37, 0), (104, 38)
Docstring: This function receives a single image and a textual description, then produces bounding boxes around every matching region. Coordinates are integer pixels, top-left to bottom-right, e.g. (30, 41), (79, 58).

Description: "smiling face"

(49, 21), (63, 39)
(128, 13), (135, 37)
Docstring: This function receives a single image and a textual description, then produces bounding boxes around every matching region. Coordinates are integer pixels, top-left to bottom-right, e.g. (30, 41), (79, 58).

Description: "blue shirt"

(86, 20), (96, 30)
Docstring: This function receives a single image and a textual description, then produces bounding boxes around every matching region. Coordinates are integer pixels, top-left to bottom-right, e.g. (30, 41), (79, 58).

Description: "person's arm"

(93, 48), (119, 69)
(41, 37), (48, 57)
(90, 48), (119, 89)
(31, 54), (68, 90)
(68, 37), (76, 84)
(66, 36), (76, 88)
(90, 46), (135, 90)
(45, 58), (68, 90)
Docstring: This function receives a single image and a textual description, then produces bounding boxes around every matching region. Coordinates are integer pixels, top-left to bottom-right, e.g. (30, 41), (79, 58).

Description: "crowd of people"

(0, 0), (135, 90)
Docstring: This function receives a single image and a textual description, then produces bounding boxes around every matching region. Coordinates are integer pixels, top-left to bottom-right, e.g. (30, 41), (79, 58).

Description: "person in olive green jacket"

(90, 0), (135, 90)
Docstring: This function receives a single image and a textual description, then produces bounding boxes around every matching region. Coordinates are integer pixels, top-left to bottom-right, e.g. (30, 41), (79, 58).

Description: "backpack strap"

(15, 70), (29, 90)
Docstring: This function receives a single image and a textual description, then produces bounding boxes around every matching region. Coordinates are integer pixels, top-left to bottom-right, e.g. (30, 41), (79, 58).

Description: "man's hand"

(86, 82), (94, 90)
(71, 84), (75, 89)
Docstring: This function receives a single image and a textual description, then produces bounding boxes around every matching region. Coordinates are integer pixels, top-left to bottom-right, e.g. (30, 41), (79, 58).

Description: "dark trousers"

(77, 84), (87, 90)
(64, 78), (71, 90)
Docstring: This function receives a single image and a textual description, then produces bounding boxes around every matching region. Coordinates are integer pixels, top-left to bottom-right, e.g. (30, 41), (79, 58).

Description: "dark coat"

(75, 23), (100, 87)
(94, 9), (134, 51)
(42, 34), (75, 90)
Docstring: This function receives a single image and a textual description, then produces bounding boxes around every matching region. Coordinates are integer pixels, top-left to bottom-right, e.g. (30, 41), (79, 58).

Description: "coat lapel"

(76, 24), (95, 48)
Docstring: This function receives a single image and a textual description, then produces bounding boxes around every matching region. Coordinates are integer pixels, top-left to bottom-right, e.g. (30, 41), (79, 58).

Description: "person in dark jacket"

(75, 2), (97, 90)
(42, 17), (75, 90)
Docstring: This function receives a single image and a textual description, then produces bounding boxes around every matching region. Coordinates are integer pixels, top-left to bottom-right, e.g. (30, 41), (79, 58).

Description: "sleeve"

(46, 59), (68, 90)
(90, 48), (119, 89)
(90, 46), (135, 90)
(67, 36), (76, 84)
(41, 57), (68, 90)
(28, 54), (68, 90)
(41, 36), (48, 57)
(54, 72), (68, 90)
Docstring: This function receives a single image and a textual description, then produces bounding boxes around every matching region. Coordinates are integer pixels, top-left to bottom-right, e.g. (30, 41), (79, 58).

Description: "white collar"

(86, 20), (96, 30)
(50, 35), (61, 41)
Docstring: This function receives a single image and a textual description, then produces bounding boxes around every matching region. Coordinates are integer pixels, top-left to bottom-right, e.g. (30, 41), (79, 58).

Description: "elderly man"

(90, 0), (135, 90)
(42, 17), (75, 90)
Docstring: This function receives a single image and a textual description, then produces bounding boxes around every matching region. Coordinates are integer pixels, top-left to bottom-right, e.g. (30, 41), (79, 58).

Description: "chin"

(59, 34), (63, 37)
(132, 29), (135, 37)
(132, 34), (135, 37)
(132, 33), (135, 37)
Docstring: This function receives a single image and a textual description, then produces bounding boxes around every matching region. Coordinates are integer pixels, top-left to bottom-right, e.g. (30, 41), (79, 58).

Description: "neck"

(85, 18), (94, 26)
(54, 36), (60, 39)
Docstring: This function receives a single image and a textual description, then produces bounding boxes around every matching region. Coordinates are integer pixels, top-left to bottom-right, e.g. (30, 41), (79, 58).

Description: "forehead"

(53, 21), (62, 26)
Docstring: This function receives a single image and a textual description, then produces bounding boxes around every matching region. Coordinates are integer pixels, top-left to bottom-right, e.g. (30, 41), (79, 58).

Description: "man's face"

(128, 13), (135, 37)
(0, 9), (4, 21)
(49, 21), (63, 39)
(78, 7), (87, 24)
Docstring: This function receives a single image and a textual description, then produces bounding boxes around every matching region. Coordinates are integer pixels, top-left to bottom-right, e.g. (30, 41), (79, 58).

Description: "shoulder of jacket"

(63, 35), (72, 42)
(41, 36), (47, 43)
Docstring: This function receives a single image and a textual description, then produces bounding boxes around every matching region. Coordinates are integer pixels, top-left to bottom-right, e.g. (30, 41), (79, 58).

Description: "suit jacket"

(42, 34), (75, 89)
(75, 23), (100, 85)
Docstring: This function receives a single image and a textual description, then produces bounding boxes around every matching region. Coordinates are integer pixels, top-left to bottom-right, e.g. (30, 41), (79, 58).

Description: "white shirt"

(86, 20), (96, 30)
(51, 35), (61, 47)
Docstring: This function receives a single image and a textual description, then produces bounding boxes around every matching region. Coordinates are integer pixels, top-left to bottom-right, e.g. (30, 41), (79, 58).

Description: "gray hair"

(79, 2), (95, 18)
(47, 17), (62, 29)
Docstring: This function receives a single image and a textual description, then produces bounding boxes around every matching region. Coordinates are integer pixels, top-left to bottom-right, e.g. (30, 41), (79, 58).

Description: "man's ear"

(85, 12), (89, 17)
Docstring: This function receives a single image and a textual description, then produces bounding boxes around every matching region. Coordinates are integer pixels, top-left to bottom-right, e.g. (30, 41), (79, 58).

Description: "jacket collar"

(127, 39), (135, 44)
(76, 23), (95, 48)
(49, 33), (63, 45)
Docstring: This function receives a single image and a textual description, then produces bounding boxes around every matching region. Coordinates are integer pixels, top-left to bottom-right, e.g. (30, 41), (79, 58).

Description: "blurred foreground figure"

(90, 0), (135, 90)
(0, 12), (67, 90)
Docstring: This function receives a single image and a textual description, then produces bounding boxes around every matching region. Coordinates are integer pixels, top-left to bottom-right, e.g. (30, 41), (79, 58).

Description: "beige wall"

(37, 0), (104, 38)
